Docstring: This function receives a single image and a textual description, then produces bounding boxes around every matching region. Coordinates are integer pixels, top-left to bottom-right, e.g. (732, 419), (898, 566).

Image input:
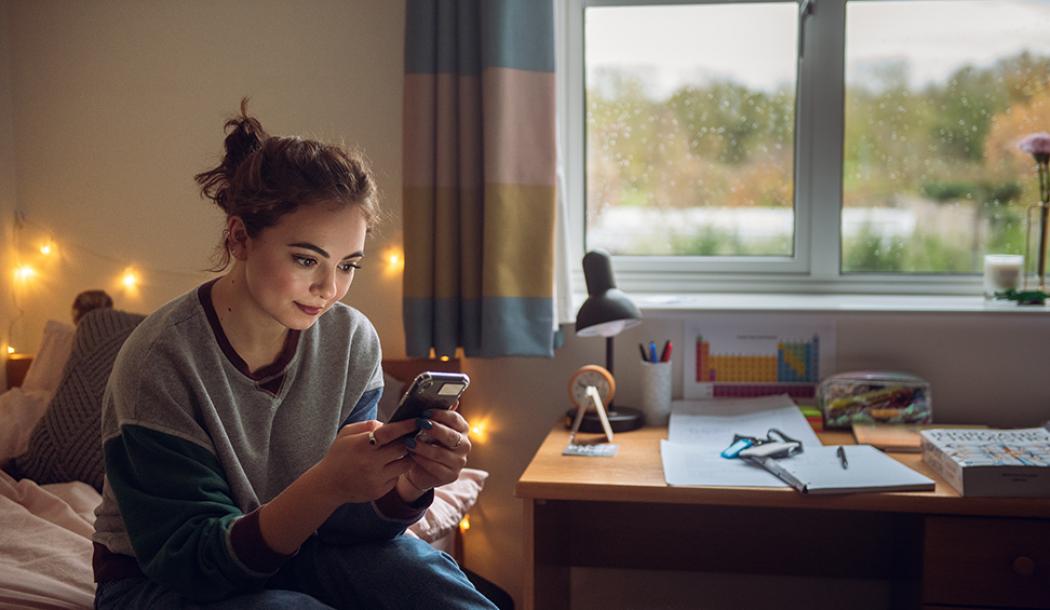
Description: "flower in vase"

(1019, 132), (1050, 162)
(1019, 131), (1050, 204)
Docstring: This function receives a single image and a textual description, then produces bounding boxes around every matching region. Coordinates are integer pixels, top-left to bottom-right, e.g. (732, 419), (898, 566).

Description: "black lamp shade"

(575, 250), (641, 338)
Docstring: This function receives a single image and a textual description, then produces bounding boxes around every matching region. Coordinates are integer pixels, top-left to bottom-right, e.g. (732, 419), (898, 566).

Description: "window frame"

(560, 0), (986, 295)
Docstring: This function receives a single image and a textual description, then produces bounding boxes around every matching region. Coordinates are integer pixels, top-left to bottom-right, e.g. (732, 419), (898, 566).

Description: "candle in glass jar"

(983, 254), (1024, 299)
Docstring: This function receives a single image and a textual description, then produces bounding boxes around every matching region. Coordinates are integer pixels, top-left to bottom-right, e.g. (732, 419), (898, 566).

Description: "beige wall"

(0, 0), (16, 388)
(3, 2), (1050, 609)
(5, 0), (406, 355)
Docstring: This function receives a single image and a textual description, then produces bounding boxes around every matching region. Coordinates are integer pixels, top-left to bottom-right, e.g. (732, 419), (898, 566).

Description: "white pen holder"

(639, 360), (672, 427)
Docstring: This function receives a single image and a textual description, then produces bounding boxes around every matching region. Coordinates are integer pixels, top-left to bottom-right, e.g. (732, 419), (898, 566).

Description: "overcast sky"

(586, 0), (1050, 97)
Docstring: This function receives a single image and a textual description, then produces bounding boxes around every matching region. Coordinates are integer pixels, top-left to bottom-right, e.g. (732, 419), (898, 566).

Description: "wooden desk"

(516, 424), (1050, 610)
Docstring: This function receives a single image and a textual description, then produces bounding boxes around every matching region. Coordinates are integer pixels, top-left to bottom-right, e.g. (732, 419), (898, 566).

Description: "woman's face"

(238, 202), (368, 331)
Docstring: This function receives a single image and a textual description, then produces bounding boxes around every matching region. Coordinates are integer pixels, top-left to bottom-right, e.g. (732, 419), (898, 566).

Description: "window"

(561, 0), (1050, 294)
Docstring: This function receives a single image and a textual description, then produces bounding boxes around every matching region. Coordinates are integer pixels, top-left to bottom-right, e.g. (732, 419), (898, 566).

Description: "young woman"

(92, 101), (496, 609)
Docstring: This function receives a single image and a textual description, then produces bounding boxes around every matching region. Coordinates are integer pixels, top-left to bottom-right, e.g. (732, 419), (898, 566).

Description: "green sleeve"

(104, 424), (276, 601)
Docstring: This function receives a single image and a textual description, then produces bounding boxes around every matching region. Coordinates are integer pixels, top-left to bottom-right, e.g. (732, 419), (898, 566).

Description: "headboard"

(382, 358), (462, 383)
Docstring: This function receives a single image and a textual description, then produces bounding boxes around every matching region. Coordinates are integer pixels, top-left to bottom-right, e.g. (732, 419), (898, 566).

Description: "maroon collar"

(197, 279), (300, 382)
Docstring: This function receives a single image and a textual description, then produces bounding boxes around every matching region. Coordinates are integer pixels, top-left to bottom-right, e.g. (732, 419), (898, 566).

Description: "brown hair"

(194, 98), (380, 271)
(72, 290), (113, 324)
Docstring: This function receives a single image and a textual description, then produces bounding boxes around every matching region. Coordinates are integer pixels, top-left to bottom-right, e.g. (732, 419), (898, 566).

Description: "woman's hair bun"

(195, 97), (269, 213)
(195, 98), (381, 273)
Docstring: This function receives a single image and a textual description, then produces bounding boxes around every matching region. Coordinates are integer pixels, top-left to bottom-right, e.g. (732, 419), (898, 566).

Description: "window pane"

(585, 3), (797, 257)
(843, 0), (1050, 274)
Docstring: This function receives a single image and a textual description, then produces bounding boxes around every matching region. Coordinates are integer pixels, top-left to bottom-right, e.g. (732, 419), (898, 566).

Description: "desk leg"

(523, 499), (570, 610)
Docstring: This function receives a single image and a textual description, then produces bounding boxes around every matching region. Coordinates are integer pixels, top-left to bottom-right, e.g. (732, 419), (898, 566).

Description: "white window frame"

(559, 0), (986, 295)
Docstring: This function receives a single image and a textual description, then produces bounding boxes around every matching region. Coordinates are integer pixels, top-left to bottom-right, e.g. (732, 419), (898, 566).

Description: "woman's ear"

(227, 217), (250, 260)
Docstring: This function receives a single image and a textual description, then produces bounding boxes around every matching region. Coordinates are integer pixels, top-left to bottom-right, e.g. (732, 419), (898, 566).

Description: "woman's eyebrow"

(288, 242), (364, 260)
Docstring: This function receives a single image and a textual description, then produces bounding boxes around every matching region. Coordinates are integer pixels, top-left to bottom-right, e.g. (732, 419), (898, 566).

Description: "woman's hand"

(399, 407), (472, 497)
(316, 419), (419, 505)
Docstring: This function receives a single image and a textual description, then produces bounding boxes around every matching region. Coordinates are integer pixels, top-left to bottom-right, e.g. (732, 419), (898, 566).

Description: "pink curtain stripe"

(404, 74), (484, 189)
(402, 74), (436, 188)
(482, 67), (556, 187)
(457, 77), (482, 189)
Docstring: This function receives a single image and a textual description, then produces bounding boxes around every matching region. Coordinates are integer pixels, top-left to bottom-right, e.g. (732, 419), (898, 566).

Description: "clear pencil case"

(818, 371), (932, 430)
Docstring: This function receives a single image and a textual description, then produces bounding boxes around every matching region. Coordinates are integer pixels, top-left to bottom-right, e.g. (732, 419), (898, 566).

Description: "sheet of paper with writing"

(662, 394), (819, 487)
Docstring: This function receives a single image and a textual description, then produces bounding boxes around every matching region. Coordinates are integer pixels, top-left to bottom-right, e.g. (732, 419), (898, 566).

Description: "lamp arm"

(606, 336), (615, 411)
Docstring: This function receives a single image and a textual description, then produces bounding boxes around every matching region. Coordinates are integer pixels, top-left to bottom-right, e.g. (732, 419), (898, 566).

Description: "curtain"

(403, 0), (558, 358)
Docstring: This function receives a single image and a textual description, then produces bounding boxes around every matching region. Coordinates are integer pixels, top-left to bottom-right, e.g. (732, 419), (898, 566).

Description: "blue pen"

(648, 341), (658, 364)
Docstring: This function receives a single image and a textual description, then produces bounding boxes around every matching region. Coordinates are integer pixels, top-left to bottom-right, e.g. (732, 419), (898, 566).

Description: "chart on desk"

(683, 315), (837, 399)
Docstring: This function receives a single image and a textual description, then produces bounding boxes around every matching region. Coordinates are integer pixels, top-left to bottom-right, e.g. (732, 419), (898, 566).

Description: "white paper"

(661, 440), (787, 487)
(661, 394), (820, 487)
(668, 395), (821, 447)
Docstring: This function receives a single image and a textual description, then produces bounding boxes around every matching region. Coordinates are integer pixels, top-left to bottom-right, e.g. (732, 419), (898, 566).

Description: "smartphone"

(386, 372), (470, 439)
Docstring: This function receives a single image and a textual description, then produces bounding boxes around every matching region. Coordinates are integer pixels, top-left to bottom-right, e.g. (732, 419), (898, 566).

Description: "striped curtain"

(402, 0), (557, 358)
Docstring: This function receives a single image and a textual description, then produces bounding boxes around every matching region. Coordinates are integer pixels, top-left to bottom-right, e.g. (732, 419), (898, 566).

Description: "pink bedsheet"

(0, 470), (98, 609)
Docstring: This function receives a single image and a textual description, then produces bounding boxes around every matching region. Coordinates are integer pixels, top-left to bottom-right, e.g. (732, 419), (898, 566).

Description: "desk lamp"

(572, 249), (644, 432)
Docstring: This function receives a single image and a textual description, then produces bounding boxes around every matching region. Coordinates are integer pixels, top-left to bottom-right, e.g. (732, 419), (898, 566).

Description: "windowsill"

(631, 293), (1050, 315)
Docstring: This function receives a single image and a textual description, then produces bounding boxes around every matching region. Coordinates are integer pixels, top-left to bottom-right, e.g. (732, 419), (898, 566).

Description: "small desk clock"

(568, 364), (615, 411)
(565, 364), (644, 433)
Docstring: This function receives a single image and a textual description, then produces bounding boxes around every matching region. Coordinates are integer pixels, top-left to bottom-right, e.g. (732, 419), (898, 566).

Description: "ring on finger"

(368, 431), (377, 446)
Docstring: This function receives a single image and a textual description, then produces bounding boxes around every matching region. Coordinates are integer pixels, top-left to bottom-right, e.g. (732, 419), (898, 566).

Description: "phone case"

(387, 371), (470, 424)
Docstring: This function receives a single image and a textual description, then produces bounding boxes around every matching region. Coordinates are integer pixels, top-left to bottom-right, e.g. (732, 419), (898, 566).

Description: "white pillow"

(20, 320), (75, 394)
(0, 387), (53, 462)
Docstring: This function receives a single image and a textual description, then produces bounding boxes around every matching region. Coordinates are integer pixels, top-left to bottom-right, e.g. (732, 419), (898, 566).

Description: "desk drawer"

(923, 516), (1050, 608)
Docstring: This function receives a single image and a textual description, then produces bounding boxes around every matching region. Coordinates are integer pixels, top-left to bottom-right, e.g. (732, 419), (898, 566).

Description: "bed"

(0, 311), (488, 609)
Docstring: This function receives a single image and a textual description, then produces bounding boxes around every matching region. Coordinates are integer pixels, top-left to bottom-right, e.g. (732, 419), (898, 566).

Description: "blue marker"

(648, 341), (658, 364)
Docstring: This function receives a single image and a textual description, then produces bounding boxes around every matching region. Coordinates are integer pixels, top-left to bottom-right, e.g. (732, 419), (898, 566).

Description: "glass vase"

(1024, 201), (1050, 292)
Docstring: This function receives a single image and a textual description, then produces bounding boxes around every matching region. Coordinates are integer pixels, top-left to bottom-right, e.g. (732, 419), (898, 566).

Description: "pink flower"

(1019, 132), (1050, 158)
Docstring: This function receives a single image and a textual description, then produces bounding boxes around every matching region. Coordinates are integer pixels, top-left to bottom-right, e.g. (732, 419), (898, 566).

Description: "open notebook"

(753, 445), (935, 494)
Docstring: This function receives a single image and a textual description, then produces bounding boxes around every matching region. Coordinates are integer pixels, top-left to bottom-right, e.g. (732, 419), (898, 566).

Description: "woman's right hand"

(316, 419), (419, 505)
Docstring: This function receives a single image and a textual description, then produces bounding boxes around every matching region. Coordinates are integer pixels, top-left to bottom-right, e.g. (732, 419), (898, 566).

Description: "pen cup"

(639, 360), (672, 427)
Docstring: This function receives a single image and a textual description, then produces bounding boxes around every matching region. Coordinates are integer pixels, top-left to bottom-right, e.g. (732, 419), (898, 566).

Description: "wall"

(0, 0), (16, 388)
(5, 0), (406, 355)
(3, 3), (1050, 609)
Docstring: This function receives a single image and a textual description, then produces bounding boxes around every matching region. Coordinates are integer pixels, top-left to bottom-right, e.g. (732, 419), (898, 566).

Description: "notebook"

(852, 422), (988, 453)
(751, 445), (935, 494)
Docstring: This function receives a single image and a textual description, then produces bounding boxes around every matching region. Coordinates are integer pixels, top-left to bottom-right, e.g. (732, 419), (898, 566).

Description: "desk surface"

(516, 424), (1050, 519)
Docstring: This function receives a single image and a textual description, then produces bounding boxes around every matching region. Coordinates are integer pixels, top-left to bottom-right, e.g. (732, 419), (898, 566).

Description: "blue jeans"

(95, 535), (498, 609)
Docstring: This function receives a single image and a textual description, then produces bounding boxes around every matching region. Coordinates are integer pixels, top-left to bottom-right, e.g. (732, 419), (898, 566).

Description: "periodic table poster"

(682, 315), (837, 400)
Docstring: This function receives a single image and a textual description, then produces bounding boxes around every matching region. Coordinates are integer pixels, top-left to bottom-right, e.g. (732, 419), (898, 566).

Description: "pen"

(660, 340), (672, 362)
(836, 446), (848, 470)
(638, 343), (648, 362)
(648, 341), (658, 364)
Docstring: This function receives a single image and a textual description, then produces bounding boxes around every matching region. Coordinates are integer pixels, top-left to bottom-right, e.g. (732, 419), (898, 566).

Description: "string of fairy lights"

(7, 210), (410, 354)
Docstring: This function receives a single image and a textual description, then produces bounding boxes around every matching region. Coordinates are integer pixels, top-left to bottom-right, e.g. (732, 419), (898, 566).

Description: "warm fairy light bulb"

(14, 265), (35, 281)
(458, 514), (471, 533)
(6, 345), (14, 354)
(384, 247), (405, 274)
(40, 243), (53, 255)
(121, 269), (139, 289)
(439, 355), (450, 362)
(469, 418), (489, 443)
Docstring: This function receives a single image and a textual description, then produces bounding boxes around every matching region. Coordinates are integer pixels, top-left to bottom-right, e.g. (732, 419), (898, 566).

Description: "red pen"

(660, 340), (672, 362)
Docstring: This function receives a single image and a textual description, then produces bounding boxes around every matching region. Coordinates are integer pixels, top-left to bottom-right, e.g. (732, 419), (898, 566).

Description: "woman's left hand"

(401, 406), (472, 493)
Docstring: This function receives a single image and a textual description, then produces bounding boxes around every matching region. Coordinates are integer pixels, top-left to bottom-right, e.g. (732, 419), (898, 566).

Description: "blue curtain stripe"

(405, 0), (554, 74)
(405, 298), (555, 358)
